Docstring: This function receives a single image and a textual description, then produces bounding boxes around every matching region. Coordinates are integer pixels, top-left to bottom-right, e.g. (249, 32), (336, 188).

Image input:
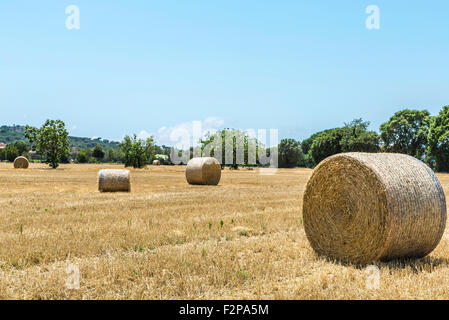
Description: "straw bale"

(14, 156), (29, 169)
(303, 153), (447, 264)
(98, 169), (131, 192)
(186, 157), (221, 186)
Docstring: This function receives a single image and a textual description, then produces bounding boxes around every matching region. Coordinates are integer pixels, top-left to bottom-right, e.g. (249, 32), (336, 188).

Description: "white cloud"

(137, 130), (153, 140)
(156, 117), (225, 148)
(203, 116), (225, 129)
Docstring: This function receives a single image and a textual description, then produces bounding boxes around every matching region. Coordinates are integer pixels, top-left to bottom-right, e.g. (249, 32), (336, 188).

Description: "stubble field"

(1, 163), (449, 299)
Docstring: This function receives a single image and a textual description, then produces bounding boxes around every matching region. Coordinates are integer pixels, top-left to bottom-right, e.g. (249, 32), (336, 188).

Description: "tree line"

(0, 120), (173, 169)
(279, 106), (449, 171)
(1, 105), (448, 171)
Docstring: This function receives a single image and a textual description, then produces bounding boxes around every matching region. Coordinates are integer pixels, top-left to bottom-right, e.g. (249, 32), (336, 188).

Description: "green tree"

(310, 128), (344, 165)
(76, 151), (89, 163)
(301, 129), (337, 168)
(303, 152), (315, 168)
(278, 138), (305, 168)
(92, 144), (105, 161)
(306, 119), (378, 166)
(25, 120), (70, 169)
(301, 131), (327, 155)
(380, 109), (430, 158)
(427, 106), (449, 171)
(341, 119), (379, 153)
(120, 135), (152, 168)
(200, 129), (263, 169)
(4, 144), (20, 162)
(342, 131), (379, 152)
(144, 137), (156, 162)
(11, 140), (29, 156)
(105, 148), (121, 163)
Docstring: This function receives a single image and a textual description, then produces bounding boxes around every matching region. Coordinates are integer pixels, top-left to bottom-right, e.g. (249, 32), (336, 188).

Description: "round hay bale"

(153, 160), (161, 166)
(303, 152), (447, 264)
(98, 169), (130, 192)
(13, 156), (29, 169)
(186, 157), (221, 186)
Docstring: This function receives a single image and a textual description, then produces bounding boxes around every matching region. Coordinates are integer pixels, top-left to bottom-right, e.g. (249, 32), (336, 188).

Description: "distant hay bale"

(303, 153), (447, 264)
(98, 169), (130, 192)
(13, 156), (29, 169)
(186, 157), (221, 186)
(153, 160), (161, 166)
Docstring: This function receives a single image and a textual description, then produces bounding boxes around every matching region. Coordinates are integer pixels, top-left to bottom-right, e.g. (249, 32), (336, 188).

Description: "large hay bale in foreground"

(98, 169), (130, 192)
(14, 156), (29, 169)
(186, 157), (221, 185)
(153, 160), (161, 166)
(303, 153), (447, 264)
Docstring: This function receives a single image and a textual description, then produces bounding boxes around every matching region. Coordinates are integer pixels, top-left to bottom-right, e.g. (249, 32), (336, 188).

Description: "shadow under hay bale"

(186, 157), (221, 186)
(98, 169), (130, 192)
(303, 152), (447, 265)
(13, 156), (29, 169)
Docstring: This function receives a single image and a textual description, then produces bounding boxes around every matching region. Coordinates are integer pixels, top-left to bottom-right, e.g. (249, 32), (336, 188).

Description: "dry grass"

(0, 163), (449, 299)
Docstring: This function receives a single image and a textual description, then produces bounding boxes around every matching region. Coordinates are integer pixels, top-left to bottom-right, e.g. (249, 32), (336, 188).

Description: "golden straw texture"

(303, 153), (447, 264)
(186, 157), (222, 186)
(98, 169), (131, 192)
(153, 160), (161, 166)
(13, 156), (29, 169)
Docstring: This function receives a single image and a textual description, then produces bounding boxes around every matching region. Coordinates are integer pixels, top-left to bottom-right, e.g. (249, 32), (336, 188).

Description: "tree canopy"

(25, 120), (70, 169)
(199, 129), (264, 168)
(380, 109), (430, 159)
(278, 138), (305, 168)
(120, 134), (154, 168)
(304, 119), (379, 166)
(427, 106), (449, 172)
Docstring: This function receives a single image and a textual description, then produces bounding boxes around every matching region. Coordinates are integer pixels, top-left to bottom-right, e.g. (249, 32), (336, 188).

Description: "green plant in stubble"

(133, 244), (145, 252)
(236, 268), (250, 281)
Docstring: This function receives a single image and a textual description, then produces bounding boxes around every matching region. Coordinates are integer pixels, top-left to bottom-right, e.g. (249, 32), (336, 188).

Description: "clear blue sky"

(1, 1), (449, 145)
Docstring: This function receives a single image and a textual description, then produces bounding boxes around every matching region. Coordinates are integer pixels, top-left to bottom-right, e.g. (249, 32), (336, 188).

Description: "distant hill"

(0, 125), (120, 150)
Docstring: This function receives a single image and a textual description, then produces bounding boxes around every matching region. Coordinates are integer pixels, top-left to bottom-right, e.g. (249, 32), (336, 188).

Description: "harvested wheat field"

(1, 163), (449, 300)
